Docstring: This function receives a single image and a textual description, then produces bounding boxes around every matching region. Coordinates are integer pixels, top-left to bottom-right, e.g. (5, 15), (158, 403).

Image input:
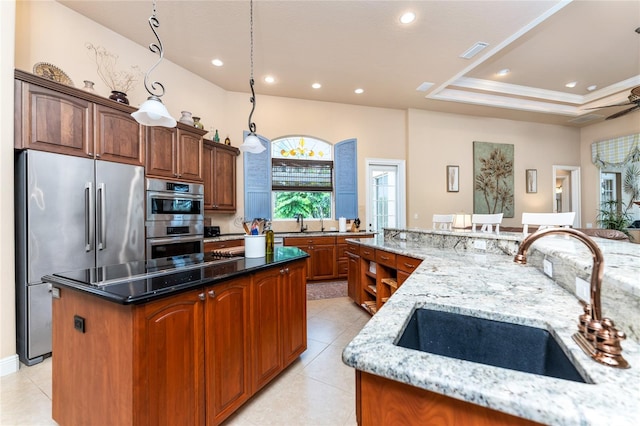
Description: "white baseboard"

(0, 354), (20, 376)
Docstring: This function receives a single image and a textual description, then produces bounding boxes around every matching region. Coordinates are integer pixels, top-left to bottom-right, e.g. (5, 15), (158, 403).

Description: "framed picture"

(526, 169), (537, 193)
(473, 141), (514, 217)
(447, 165), (459, 192)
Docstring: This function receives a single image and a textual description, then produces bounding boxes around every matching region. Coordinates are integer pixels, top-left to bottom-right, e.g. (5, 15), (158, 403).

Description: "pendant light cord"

(143, 0), (166, 98)
(247, 0), (257, 134)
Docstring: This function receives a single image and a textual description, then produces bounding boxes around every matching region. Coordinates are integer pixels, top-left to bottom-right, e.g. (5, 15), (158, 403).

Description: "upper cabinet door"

(94, 104), (144, 166)
(212, 145), (237, 212)
(18, 82), (93, 157)
(146, 126), (177, 178)
(177, 130), (203, 182)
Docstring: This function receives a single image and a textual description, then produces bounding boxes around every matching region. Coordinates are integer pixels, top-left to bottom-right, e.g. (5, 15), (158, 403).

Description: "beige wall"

(407, 109), (581, 228)
(2, 0), (635, 368)
(1, 0), (16, 364)
(578, 114), (640, 226)
(220, 91), (407, 233)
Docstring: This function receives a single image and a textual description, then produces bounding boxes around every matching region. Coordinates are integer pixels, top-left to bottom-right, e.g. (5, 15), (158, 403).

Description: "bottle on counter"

(265, 227), (275, 255)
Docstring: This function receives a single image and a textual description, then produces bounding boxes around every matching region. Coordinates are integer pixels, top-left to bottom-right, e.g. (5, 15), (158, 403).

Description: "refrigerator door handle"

(97, 183), (107, 250)
(85, 182), (95, 252)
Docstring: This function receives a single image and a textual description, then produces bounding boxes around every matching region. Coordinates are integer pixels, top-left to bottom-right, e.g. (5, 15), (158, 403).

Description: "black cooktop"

(47, 247), (308, 304)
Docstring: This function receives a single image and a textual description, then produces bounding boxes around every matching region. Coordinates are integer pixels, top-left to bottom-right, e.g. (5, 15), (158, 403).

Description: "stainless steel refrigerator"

(15, 150), (145, 365)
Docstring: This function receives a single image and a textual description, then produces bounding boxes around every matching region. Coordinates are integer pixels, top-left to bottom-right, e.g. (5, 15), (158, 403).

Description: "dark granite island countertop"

(42, 246), (309, 304)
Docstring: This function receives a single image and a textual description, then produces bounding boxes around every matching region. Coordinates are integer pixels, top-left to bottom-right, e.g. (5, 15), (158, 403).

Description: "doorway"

(365, 159), (406, 233)
(552, 165), (581, 227)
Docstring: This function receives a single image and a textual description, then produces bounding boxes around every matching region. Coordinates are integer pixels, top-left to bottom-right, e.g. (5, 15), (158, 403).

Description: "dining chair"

(432, 214), (455, 231)
(521, 212), (576, 235)
(471, 213), (504, 234)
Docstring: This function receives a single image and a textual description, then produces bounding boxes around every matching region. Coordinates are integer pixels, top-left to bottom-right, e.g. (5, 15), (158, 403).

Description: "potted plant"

(598, 199), (632, 234)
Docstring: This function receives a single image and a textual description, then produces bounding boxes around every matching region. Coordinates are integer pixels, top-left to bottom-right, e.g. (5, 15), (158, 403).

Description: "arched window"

(271, 136), (333, 220)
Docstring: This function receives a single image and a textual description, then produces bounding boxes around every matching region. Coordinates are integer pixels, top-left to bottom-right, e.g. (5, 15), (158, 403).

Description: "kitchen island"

(342, 233), (640, 425)
(44, 247), (309, 426)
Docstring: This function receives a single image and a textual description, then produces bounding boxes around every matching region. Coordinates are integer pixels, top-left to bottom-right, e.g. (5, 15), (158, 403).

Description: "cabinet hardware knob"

(198, 293), (205, 301)
(285, 268), (290, 273)
(208, 290), (216, 298)
(404, 263), (415, 268)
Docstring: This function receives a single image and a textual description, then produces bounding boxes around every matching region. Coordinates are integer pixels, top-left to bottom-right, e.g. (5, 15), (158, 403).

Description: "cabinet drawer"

(360, 247), (375, 261)
(375, 250), (396, 268)
(346, 243), (360, 257)
(397, 255), (422, 273)
(337, 244), (348, 259)
(284, 236), (335, 246)
(204, 240), (243, 252)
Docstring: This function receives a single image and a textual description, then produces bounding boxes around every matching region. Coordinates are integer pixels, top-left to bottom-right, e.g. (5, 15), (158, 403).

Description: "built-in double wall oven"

(145, 178), (204, 261)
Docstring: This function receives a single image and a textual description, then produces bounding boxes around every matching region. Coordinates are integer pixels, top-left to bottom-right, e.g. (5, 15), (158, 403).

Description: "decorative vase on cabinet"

(109, 90), (129, 105)
(193, 116), (204, 129)
(82, 80), (96, 93)
(179, 111), (194, 126)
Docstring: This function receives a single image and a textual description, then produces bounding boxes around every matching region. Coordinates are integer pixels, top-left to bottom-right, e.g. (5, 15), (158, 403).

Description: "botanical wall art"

(473, 141), (514, 217)
(526, 169), (537, 193)
(447, 165), (459, 192)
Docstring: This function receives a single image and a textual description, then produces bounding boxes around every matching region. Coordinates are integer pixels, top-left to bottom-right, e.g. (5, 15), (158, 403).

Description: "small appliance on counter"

(204, 226), (221, 237)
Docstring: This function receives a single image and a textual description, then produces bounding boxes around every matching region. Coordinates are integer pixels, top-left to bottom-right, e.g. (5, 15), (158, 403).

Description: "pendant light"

(131, 0), (176, 128)
(239, 0), (266, 154)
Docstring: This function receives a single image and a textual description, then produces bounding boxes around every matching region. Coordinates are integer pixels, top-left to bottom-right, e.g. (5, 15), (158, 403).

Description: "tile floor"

(0, 296), (371, 426)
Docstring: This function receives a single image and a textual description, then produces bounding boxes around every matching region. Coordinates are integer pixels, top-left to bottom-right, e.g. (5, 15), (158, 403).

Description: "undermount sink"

(396, 309), (589, 383)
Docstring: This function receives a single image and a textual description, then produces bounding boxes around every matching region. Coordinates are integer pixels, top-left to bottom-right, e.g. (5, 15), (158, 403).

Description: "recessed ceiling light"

(400, 12), (416, 24)
(565, 81), (577, 88)
(496, 68), (510, 76)
(354, 88), (364, 94)
(312, 83), (322, 89)
(211, 59), (223, 67)
(460, 42), (488, 59)
(264, 76), (275, 84)
(587, 85), (597, 91)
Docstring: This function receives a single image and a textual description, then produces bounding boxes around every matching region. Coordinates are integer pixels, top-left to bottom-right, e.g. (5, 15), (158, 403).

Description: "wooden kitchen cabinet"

(348, 243), (422, 315)
(347, 247), (360, 303)
(15, 80), (93, 157)
(284, 236), (336, 281)
(397, 254), (422, 285)
(252, 260), (307, 391)
(15, 71), (144, 166)
(94, 104), (144, 166)
(146, 125), (205, 182)
(52, 260), (307, 426)
(252, 267), (283, 390)
(281, 261), (308, 365)
(136, 289), (206, 426)
(206, 278), (252, 424)
(203, 142), (239, 212)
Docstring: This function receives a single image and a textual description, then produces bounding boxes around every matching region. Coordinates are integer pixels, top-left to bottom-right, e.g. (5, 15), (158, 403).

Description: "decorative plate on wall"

(33, 62), (74, 87)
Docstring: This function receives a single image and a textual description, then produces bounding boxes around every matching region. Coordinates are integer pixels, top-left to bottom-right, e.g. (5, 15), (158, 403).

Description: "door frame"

(365, 158), (406, 232)
(552, 165), (581, 227)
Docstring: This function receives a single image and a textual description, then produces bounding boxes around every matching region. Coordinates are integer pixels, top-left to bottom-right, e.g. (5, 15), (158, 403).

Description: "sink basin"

(396, 309), (588, 383)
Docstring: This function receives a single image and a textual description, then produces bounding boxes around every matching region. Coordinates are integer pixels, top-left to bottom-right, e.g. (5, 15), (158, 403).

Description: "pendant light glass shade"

(132, 95), (176, 127)
(240, 133), (266, 153)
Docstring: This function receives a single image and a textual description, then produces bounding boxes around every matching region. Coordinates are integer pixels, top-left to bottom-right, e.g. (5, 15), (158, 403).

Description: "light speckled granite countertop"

(204, 231), (373, 243)
(342, 234), (640, 425)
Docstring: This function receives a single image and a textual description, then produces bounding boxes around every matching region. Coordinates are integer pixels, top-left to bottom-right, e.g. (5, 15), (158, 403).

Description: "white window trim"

(365, 158), (406, 232)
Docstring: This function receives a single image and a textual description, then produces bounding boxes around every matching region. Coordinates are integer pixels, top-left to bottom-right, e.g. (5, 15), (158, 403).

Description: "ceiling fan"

(585, 86), (640, 120)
